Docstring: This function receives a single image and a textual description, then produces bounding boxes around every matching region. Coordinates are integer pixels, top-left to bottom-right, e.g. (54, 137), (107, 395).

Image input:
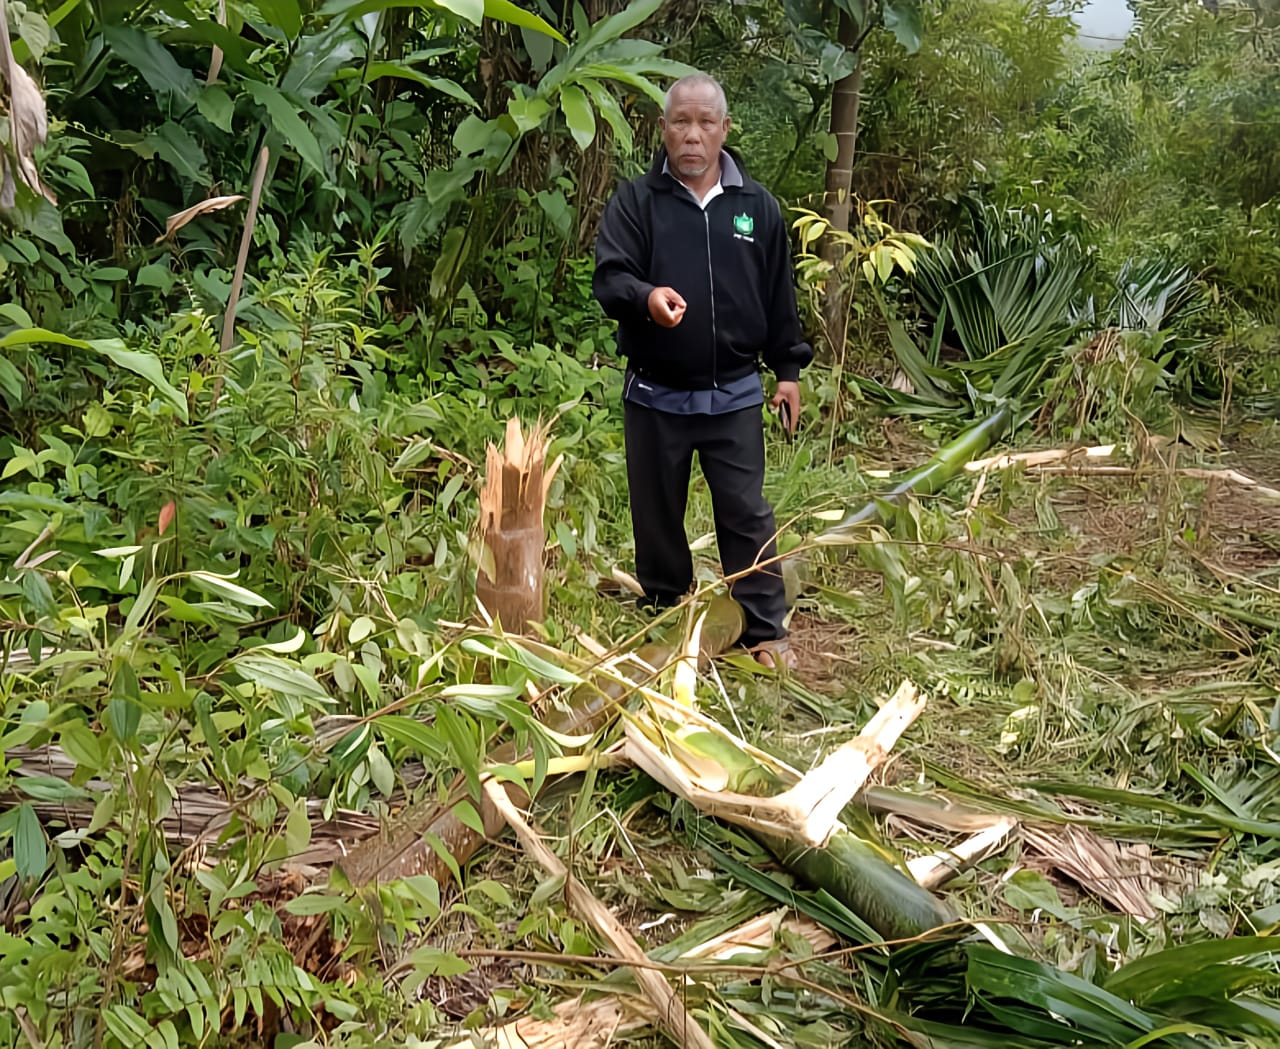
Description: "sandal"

(749, 638), (797, 671)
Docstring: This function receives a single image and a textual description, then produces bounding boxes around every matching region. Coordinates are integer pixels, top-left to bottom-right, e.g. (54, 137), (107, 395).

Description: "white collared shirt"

(662, 155), (728, 210)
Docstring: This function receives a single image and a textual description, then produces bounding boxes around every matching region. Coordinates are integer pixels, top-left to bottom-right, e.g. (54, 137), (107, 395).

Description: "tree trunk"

(821, 10), (865, 358)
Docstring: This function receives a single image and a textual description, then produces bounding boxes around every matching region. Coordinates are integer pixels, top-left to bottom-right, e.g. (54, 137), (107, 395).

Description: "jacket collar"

(645, 146), (751, 192)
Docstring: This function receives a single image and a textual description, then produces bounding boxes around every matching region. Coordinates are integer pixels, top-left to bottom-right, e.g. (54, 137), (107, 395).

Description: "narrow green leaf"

(16, 776), (93, 803)
(1107, 937), (1280, 1003)
(188, 571), (273, 609)
(236, 654), (332, 704)
(363, 62), (477, 107)
(14, 803), (47, 879)
(377, 715), (447, 759)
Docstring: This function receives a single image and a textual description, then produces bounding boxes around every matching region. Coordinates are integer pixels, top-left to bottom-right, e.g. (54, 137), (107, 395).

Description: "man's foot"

(748, 638), (797, 671)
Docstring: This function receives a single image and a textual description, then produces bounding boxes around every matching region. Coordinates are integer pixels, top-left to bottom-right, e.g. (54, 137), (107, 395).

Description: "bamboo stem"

(211, 146), (269, 407)
(481, 776), (716, 1049)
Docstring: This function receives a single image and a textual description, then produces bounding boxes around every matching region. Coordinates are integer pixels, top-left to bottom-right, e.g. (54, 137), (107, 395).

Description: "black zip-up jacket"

(592, 147), (814, 390)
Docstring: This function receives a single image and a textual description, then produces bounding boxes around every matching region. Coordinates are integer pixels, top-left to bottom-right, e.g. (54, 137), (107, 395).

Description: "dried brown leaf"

(154, 194), (245, 242)
(0, 0), (55, 206)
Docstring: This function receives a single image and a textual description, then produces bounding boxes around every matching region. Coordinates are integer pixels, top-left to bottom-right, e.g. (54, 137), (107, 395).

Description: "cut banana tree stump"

(476, 418), (562, 634)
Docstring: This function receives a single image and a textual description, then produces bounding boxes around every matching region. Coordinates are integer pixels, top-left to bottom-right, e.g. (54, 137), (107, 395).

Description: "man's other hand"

(771, 381), (800, 435)
(647, 286), (687, 328)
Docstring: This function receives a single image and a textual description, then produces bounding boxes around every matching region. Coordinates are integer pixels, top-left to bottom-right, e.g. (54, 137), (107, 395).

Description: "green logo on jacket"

(733, 213), (754, 237)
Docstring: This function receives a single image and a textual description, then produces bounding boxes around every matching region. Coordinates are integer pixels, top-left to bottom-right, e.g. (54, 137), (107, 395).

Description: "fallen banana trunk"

(622, 651), (957, 942)
(778, 407), (1012, 599)
(812, 406), (1011, 544)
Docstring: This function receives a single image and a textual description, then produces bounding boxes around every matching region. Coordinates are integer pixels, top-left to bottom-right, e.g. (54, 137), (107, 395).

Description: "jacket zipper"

(703, 208), (718, 390)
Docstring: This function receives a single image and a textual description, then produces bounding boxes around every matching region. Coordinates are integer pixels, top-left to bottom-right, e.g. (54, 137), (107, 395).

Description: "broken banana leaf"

(336, 598), (746, 888)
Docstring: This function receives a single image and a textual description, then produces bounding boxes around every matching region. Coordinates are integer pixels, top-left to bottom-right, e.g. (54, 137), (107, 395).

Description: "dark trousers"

(623, 401), (788, 647)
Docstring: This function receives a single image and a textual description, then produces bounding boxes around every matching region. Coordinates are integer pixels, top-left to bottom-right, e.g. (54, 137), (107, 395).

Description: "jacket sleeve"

(762, 196), (814, 383)
(593, 182), (655, 324)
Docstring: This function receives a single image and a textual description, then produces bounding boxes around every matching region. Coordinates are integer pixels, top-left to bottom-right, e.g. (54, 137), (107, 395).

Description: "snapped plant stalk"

(336, 597), (748, 888)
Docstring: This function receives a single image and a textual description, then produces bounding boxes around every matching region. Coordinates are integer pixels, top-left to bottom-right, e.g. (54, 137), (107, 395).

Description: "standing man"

(592, 73), (813, 670)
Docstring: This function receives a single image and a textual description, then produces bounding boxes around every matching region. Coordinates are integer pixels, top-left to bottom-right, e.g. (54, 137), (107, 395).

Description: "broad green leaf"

(0, 302), (34, 327)
(505, 94), (552, 134)
(92, 340), (190, 421)
(59, 720), (104, 770)
(485, 0), (565, 42)
(102, 26), (197, 105)
(435, 0), (483, 23)
(453, 114), (499, 156)
(146, 120), (211, 184)
(10, 0), (82, 63)
(284, 797), (312, 853)
(882, 0), (923, 53)
(579, 78), (632, 152)
(107, 697), (143, 742)
(348, 616), (376, 644)
(246, 81), (327, 175)
(255, 0), (303, 38)
(558, 83), (596, 149)
(14, 803), (48, 879)
(0, 329), (189, 421)
(579, 0), (662, 51)
(197, 87), (235, 132)
(18, 8), (51, 61)
(136, 262), (175, 291)
(471, 879), (513, 907)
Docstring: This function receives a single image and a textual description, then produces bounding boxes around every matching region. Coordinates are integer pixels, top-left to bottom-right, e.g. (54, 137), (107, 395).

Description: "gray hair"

(663, 74), (728, 120)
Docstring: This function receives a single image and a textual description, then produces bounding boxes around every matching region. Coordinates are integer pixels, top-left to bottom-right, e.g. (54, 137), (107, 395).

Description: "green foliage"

(5, 0), (1280, 1045)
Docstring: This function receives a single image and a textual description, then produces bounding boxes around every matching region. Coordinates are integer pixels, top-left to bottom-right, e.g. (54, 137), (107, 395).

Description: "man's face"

(660, 84), (730, 180)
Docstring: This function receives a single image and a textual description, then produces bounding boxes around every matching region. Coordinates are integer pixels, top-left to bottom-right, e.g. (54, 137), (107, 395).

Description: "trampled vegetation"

(2, 0), (1280, 1046)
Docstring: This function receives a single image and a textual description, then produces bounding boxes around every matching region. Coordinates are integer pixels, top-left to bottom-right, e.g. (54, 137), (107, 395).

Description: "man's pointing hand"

(647, 286), (687, 328)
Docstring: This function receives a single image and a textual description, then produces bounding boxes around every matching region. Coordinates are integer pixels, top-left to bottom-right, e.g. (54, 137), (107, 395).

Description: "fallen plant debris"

(9, 412), (1280, 1047)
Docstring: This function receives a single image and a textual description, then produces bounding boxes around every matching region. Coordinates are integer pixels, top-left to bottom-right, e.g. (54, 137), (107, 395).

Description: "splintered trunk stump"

(475, 418), (561, 633)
